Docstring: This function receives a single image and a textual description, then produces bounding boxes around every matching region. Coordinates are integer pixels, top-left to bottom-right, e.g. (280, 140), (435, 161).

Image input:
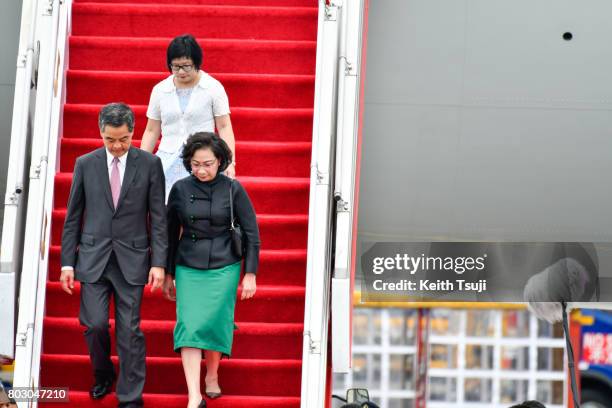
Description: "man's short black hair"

(181, 132), (232, 173)
(166, 34), (202, 71)
(98, 102), (134, 132)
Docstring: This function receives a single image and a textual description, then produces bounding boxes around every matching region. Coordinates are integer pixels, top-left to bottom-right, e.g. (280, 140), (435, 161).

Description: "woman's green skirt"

(173, 262), (241, 356)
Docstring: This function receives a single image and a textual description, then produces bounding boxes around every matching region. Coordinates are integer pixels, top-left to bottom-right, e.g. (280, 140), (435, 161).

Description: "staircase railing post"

(331, 0), (366, 376)
(12, 1), (72, 405)
(300, 1), (342, 406)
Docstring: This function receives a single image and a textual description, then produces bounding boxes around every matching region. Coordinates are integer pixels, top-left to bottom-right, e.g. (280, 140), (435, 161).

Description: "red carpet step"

(66, 70), (315, 108)
(50, 211), (309, 250)
(72, 3), (317, 40)
(74, 0), (314, 5)
(62, 105), (314, 143)
(43, 317), (303, 359)
(48, 247), (308, 286)
(53, 174), (310, 214)
(70, 36), (316, 75)
(41, 392), (300, 408)
(45, 282), (306, 323)
(41, 354), (302, 396)
(41, 0), (317, 404)
(59, 139), (311, 178)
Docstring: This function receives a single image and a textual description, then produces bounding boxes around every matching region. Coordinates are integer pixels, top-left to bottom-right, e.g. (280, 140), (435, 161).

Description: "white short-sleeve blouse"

(146, 72), (230, 154)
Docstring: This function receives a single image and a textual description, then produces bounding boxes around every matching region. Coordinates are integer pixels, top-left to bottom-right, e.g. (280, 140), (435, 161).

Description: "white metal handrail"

(331, 0), (365, 374)
(0, 0), (40, 360)
(300, 1), (341, 406)
(301, 0), (368, 404)
(12, 1), (72, 405)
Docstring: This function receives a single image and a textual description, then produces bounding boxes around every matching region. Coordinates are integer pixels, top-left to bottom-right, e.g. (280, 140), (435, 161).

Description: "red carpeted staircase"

(40, 0), (318, 406)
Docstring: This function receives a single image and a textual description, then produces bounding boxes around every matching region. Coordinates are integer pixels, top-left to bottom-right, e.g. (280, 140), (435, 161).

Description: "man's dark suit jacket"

(61, 146), (168, 285)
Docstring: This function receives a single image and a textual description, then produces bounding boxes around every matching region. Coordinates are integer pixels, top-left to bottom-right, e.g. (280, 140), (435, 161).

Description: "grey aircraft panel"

(359, 0), (612, 244)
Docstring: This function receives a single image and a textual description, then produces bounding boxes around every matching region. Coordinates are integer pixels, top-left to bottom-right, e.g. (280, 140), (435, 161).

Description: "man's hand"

(59, 269), (75, 295)
(240, 273), (256, 300)
(148, 266), (165, 293)
(162, 274), (176, 301)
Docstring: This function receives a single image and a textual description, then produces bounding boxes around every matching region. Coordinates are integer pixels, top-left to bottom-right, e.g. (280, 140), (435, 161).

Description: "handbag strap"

(229, 179), (235, 230)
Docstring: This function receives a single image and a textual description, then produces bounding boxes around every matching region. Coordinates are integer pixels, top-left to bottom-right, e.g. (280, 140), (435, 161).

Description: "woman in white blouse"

(141, 34), (236, 199)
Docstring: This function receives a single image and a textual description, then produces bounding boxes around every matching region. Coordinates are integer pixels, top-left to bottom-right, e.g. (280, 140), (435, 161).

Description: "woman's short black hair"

(182, 132), (232, 173)
(167, 34), (203, 71)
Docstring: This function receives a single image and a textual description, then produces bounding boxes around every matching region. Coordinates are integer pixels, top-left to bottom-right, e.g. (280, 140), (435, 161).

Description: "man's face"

(100, 124), (132, 157)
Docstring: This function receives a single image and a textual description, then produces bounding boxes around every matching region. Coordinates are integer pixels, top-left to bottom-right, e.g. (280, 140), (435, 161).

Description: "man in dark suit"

(59, 102), (167, 407)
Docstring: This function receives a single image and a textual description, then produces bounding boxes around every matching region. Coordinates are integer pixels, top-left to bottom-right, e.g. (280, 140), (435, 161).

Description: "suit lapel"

(96, 148), (115, 211)
(115, 147), (139, 213)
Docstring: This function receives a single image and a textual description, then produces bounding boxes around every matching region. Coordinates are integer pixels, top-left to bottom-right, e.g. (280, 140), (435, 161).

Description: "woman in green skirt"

(163, 132), (260, 408)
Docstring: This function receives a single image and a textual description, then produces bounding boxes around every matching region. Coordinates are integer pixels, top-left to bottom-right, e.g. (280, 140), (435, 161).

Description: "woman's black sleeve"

(166, 184), (181, 277)
(233, 181), (261, 274)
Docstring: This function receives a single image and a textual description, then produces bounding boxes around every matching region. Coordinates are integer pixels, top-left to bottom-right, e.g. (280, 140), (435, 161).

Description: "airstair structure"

(0, 0), (367, 407)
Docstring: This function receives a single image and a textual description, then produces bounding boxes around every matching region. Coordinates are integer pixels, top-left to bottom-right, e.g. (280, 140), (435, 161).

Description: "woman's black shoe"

(198, 399), (207, 408)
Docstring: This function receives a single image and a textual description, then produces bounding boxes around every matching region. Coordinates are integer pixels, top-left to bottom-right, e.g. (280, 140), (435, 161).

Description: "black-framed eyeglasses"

(170, 64), (195, 73)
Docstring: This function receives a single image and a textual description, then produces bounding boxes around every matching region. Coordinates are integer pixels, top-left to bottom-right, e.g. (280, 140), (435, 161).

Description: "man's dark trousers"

(79, 252), (146, 407)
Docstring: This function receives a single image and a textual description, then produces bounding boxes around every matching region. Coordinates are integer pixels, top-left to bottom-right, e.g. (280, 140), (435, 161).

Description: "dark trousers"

(79, 252), (146, 407)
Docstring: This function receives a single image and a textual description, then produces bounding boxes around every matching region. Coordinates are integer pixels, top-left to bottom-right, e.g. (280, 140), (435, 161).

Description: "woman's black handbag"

(229, 180), (244, 258)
